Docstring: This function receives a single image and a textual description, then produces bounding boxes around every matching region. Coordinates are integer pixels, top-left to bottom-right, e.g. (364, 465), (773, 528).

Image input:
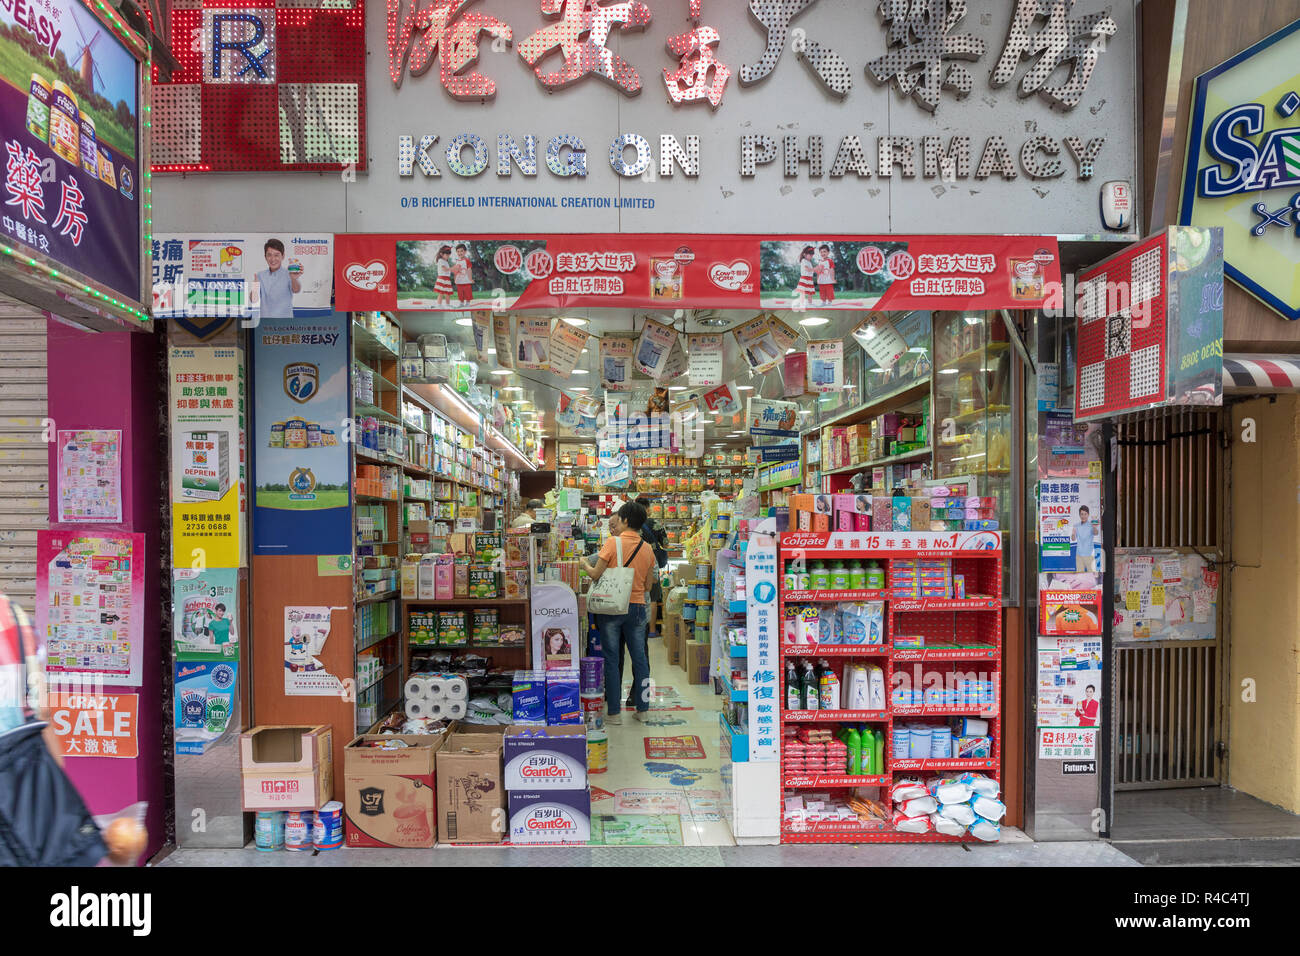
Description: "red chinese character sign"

(0, 0), (146, 314)
(337, 233), (1062, 313)
(152, 0), (367, 172)
(518, 0), (653, 95)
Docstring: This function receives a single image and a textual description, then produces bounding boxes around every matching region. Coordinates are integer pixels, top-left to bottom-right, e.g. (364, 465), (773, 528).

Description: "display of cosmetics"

(889, 773), (1004, 840)
(784, 659), (887, 712)
(782, 602), (885, 646)
(784, 560), (886, 592)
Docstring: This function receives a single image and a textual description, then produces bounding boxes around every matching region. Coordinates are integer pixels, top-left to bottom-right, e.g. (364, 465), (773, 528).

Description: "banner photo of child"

(396, 238), (547, 310)
(759, 240), (908, 309)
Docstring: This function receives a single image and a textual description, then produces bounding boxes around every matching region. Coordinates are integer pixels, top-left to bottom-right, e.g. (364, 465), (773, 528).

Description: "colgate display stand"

(777, 531), (1003, 844)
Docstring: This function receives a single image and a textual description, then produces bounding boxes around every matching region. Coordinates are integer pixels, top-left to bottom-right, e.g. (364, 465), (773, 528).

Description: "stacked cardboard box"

(505, 726), (590, 845)
(239, 725), (333, 811)
(435, 724), (507, 843)
(343, 733), (445, 848)
(685, 640), (711, 685)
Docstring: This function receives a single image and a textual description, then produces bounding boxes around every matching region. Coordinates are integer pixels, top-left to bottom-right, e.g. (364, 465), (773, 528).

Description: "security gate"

(0, 301), (49, 613)
(1113, 409), (1226, 789)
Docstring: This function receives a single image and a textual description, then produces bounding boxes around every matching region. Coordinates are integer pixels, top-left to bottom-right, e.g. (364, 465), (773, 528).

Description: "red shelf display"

(777, 531), (1003, 845)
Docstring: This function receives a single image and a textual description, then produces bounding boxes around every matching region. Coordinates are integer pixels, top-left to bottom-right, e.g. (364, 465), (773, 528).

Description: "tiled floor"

(591, 633), (736, 847)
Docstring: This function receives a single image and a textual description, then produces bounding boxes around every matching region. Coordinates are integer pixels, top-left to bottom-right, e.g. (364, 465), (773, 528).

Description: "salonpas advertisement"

(169, 346), (245, 568)
(252, 315), (351, 556)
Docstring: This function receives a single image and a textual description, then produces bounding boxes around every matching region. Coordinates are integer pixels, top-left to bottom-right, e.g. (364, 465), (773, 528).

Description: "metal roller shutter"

(0, 297), (48, 611)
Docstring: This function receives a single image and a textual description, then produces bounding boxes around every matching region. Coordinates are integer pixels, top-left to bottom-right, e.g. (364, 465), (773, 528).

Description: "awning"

(1223, 354), (1300, 393)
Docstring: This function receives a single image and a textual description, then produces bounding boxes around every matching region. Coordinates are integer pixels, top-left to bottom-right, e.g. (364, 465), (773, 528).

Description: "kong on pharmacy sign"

(1181, 17), (1300, 320)
(365, 0), (1139, 238)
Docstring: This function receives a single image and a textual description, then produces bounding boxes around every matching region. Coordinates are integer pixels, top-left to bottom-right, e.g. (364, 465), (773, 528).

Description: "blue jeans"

(600, 602), (649, 715)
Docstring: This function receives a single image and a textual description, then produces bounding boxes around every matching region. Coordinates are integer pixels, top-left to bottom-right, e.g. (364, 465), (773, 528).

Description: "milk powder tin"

(48, 82), (79, 165)
(96, 145), (116, 188)
(26, 74), (50, 141)
(269, 421), (285, 447)
(587, 729), (608, 773)
(313, 801), (343, 849)
(79, 113), (98, 176)
(284, 418), (308, 448)
(307, 421), (321, 447)
(284, 810), (313, 850)
(255, 811), (285, 851)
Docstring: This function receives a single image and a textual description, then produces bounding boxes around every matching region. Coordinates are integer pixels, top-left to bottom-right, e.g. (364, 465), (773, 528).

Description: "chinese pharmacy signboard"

(171, 0), (1138, 237)
(1180, 18), (1300, 319)
(0, 0), (145, 307)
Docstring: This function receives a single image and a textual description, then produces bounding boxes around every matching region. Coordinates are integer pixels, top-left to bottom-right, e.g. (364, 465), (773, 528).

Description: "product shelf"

(355, 628), (401, 653)
(781, 589), (888, 602)
(727, 642), (748, 658)
(719, 672), (747, 702)
(355, 448), (404, 467)
(784, 709), (889, 722)
(727, 599), (747, 614)
(783, 773), (890, 788)
(352, 322), (401, 362)
(358, 662), (402, 694)
(781, 644), (889, 657)
(403, 597), (528, 606)
(888, 757), (998, 772)
(719, 711), (748, 763)
(355, 401), (401, 424)
(890, 646), (1000, 661)
(891, 597), (999, 611)
(356, 493), (398, 503)
(777, 535), (1004, 845)
(821, 446), (932, 476)
(890, 705), (997, 718)
(357, 589), (400, 605)
(756, 475), (802, 493)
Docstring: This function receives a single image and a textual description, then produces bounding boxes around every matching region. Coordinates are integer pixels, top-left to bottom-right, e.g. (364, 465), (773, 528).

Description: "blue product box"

(512, 670), (546, 723)
(892, 497), (911, 531)
(546, 670), (581, 726)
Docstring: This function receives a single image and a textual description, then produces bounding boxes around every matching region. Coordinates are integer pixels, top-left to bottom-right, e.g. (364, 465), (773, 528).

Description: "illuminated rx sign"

(1181, 17), (1300, 320)
(204, 8), (276, 84)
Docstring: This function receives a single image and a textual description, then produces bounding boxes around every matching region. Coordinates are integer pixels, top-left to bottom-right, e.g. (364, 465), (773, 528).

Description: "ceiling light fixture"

(571, 368), (589, 375)
(668, 386), (687, 391)
(561, 316), (588, 326)
(490, 368), (513, 376)
(571, 386), (590, 392)
(736, 385), (754, 391)
(799, 316), (830, 327)
(455, 317), (473, 326)
(963, 313), (982, 326)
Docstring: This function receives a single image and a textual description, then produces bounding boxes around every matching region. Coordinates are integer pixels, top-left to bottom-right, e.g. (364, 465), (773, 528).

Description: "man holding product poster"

(255, 239), (302, 318)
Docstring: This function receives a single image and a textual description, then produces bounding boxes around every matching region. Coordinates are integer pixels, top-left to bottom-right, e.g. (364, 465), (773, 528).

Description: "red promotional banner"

(335, 234), (1060, 313)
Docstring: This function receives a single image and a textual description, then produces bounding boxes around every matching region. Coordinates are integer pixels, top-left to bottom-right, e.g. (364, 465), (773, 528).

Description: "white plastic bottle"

(867, 665), (886, 711)
(845, 664), (870, 710)
(819, 660), (842, 710)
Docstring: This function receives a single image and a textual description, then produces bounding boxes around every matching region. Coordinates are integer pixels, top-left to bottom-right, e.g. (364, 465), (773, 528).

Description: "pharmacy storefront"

(148, 0), (1147, 851)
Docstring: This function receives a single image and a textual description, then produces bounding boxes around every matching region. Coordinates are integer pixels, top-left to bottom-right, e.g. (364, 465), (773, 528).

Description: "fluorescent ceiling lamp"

(490, 368), (513, 376)
(571, 386), (590, 392)
(799, 316), (830, 327)
(500, 385), (523, 392)
(964, 313), (982, 326)
(488, 348), (497, 354)
(668, 386), (686, 391)
(455, 317), (473, 326)
(938, 368), (960, 375)
(908, 347), (927, 353)
(736, 385), (754, 391)
(786, 348), (796, 354)
(571, 368), (589, 375)
(561, 316), (588, 326)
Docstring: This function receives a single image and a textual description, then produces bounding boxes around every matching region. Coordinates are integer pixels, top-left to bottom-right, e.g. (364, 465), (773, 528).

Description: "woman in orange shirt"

(580, 502), (658, 724)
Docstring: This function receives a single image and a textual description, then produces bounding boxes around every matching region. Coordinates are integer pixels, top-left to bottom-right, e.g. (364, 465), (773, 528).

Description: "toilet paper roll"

(425, 677), (446, 700)
(425, 701), (444, 719)
(445, 699), (467, 719)
(445, 677), (468, 700)
(404, 676), (426, 700)
(405, 698), (428, 719)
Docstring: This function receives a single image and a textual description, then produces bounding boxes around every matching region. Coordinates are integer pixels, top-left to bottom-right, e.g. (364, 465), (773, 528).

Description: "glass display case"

(932, 310), (1015, 593)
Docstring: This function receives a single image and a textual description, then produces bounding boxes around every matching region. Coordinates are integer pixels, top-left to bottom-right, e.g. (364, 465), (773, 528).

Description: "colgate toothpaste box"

(507, 788), (591, 845)
(504, 725), (588, 790)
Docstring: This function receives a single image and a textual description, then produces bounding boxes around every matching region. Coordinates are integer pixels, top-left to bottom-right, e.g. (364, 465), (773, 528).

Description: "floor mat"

(591, 814), (684, 846)
(643, 735), (707, 759)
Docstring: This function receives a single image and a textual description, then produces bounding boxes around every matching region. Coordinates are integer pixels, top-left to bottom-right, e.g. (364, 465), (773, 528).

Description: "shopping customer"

(580, 502), (657, 724)
(620, 496), (669, 707)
